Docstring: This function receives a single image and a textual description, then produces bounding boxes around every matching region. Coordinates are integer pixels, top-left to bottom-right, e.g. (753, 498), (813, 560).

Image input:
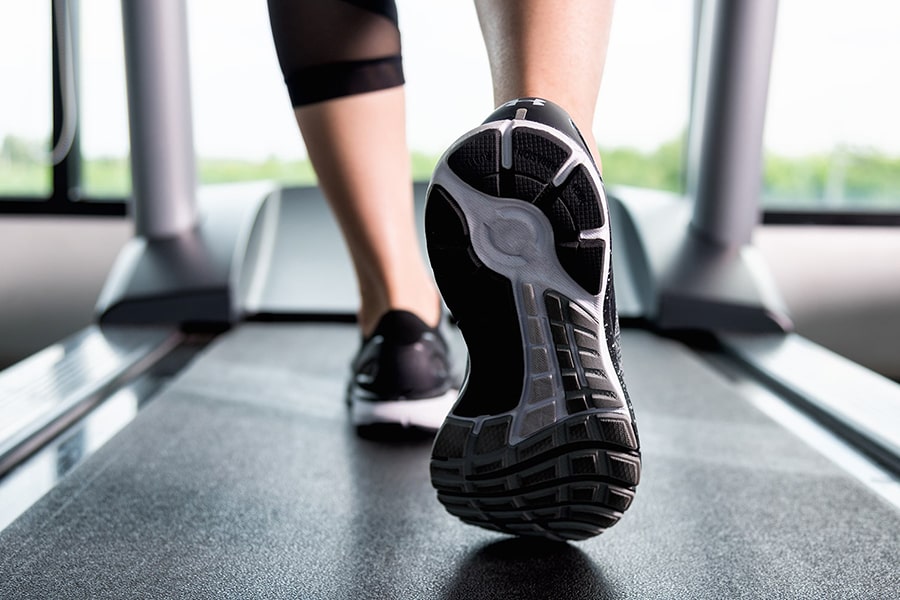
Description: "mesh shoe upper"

(349, 310), (453, 402)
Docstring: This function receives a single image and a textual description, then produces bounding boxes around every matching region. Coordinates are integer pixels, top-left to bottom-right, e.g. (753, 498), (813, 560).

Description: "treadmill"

(1, 1), (898, 598)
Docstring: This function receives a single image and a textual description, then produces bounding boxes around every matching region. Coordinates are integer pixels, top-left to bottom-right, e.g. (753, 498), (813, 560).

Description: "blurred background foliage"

(2, 132), (899, 210)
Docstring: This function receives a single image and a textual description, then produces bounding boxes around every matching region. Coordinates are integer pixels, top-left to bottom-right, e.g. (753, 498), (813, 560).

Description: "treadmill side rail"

(722, 331), (900, 475)
(0, 325), (181, 475)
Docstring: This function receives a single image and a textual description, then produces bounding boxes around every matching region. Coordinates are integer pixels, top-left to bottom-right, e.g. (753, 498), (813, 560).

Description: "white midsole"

(350, 389), (458, 430)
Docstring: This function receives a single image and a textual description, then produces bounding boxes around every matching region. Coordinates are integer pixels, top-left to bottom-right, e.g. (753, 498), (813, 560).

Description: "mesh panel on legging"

(267, 0), (403, 107)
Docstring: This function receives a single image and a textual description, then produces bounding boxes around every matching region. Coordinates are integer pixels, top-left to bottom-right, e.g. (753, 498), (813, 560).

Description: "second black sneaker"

(425, 98), (641, 541)
(348, 310), (456, 432)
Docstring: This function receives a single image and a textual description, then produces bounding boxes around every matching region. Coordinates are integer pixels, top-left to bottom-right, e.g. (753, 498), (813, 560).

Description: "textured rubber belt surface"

(0, 324), (897, 598)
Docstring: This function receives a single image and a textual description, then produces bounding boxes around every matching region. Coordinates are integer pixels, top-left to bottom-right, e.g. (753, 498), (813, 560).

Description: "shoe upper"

(483, 97), (598, 170)
(349, 310), (453, 402)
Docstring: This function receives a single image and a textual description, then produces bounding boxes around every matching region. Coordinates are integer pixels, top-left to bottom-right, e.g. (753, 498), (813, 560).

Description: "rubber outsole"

(425, 103), (640, 542)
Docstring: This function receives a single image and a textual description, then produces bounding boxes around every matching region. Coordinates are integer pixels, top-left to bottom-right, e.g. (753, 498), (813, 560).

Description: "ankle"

(358, 286), (441, 337)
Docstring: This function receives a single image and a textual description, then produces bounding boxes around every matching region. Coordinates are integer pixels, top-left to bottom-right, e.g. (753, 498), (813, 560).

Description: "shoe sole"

(425, 111), (641, 542)
(350, 389), (458, 431)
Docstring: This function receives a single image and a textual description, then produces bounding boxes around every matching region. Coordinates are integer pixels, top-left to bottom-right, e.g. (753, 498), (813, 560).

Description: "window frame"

(0, 1), (896, 225)
(0, 0), (128, 217)
(762, 211), (900, 226)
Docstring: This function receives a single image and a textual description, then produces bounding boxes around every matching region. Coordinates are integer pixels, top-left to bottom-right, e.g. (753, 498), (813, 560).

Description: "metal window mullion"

(51, 0), (81, 205)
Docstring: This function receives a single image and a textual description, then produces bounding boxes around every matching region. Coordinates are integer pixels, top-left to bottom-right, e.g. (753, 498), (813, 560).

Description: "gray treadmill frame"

(98, 0), (790, 332)
(120, 0), (198, 239)
(96, 0), (275, 325)
(0, 326), (181, 475)
(613, 0), (792, 332)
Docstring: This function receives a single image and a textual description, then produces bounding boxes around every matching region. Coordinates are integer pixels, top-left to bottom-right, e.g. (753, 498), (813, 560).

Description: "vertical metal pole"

(121, 0), (198, 238)
(51, 0), (81, 202)
(686, 0), (779, 247)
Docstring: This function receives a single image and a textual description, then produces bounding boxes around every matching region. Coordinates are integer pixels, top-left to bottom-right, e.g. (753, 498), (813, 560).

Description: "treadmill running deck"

(1, 324), (897, 599)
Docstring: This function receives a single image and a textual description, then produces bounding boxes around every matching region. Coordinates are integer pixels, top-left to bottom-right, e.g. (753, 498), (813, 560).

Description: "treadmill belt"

(1, 325), (898, 598)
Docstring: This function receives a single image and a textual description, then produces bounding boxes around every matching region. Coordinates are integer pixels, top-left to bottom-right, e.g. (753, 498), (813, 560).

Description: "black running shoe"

(425, 98), (641, 541)
(348, 310), (456, 431)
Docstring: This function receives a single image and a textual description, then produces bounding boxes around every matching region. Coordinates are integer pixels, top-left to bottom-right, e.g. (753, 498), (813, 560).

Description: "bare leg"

(474, 0), (615, 170)
(295, 87), (440, 336)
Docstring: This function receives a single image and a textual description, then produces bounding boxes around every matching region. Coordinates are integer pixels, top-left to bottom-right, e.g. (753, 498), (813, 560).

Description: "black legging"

(267, 0), (404, 107)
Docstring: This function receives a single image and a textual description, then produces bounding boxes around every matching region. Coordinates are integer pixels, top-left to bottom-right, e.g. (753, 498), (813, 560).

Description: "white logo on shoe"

(502, 98), (546, 108)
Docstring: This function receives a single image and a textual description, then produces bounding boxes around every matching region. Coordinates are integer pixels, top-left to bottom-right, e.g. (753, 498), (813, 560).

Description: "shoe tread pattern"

(430, 288), (639, 541)
(427, 109), (640, 541)
(447, 127), (605, 295)
(432, 410), (639, 541)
